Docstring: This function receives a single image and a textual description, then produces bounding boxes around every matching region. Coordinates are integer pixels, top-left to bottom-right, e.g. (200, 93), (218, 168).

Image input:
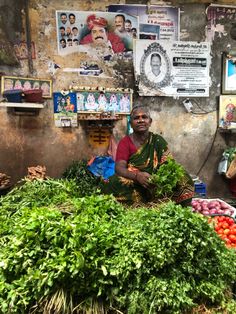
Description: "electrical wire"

(196, 126), (218, 176)
(191, 109), (216, 114)
(191, 98), (217, 114)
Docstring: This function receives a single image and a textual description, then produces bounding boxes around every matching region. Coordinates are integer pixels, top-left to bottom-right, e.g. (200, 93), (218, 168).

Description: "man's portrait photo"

(135, 40), (172, 96)
(56, 10), (138, 56)
(146, 53), (166, 83)
(79, 14), (125, 54)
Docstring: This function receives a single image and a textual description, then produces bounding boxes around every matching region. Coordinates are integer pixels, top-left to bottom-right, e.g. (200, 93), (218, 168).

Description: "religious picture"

(75, 90), (132, 114)
(53, 92), (78, 127)
(1, 76), (52, 98)
(219, 95), (236, 129)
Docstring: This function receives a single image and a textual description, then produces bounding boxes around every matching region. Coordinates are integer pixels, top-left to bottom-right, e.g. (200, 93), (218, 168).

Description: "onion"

(191, 200), (198, 207)
(220, 201), (230, 209)
(192, 198), (236, 220)
(209, 208), (217, 214)
(208, 201), (219, 209)
(224, 209), (232, 215)
(195, 205), (202, 212)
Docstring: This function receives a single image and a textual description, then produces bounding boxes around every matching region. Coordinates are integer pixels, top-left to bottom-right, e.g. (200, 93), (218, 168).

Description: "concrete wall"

(0, 0), (236, 197)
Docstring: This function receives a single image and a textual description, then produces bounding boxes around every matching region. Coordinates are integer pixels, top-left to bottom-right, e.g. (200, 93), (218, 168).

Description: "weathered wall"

(0, 0), (235, 197)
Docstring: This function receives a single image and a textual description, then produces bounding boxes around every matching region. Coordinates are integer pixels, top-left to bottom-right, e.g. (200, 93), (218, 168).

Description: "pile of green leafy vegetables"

(62, 160), (102, 196)
(149, 157), (185, 198)
(0, 178), (235, 314)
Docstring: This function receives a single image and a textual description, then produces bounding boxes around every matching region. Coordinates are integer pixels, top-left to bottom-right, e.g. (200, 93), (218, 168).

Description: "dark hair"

(60, 13), (67, 17)
(125, 19), (132, 24)
(60, 26), (65, 30)
(60, 38), (66, 43)
(69, 13), (75, 18)
(130, 105), (151, 120)
(72, 27), (78, 31)
(151, 53), (161, 62)
(115, 14), (125, 22)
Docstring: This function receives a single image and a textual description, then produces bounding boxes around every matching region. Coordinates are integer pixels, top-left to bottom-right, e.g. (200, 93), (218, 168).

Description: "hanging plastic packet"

(218, 152), (229, 175)
(127, 115), (133, 135)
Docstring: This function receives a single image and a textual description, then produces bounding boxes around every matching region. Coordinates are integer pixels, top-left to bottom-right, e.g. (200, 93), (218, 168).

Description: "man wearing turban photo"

(80, 14), (125, 54)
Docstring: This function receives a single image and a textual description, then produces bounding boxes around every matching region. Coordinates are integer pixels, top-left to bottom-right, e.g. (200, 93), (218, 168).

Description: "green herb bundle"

(0, 180), (235, 314)
(149, 157), (185, 198)
(62, 160), (102, 196)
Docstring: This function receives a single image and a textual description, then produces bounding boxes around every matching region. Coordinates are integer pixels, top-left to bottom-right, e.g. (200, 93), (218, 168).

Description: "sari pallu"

(102, 132), (194, 205)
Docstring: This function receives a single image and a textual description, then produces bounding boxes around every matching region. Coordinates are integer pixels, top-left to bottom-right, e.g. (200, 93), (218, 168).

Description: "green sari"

(103, 132), (194, 205)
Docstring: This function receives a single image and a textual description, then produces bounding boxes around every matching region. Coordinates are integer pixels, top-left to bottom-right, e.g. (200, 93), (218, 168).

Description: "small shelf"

(0, 102), (45, 116)
(0, 102), (44, 109)
(218, 127), (236, 134)
(77, 112), (124, 121)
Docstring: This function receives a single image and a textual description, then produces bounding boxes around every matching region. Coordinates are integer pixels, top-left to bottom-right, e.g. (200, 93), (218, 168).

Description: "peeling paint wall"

(0, 0), (236, 198)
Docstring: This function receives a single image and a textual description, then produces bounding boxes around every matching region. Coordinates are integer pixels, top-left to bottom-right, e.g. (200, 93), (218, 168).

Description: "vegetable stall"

(0, 162), (235, 314)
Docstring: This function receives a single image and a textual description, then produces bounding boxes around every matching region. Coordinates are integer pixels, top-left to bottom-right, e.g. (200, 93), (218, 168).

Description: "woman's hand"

(136, 171), (151, 189)
(116, 161), (151, 189)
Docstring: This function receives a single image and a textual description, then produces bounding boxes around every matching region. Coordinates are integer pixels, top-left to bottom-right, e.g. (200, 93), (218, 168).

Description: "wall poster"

(56, 10), (138, 57)
(53, 92), (78, 127)
(13, 41), (36, 60)
(56, 10), (138, 82)
(134, 40), (210, 97)
(108, 4), (179, 41)
(219, 95), (236, 129)
(206, 4), (236, 42)
(1, 76), (52, 98)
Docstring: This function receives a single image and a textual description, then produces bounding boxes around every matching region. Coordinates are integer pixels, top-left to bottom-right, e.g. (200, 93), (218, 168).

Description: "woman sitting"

(103, 105), (194, 206)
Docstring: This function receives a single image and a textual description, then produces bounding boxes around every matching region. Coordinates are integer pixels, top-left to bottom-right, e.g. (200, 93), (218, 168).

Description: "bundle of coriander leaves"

(0, 178), (235, 314)
(149, 157), (185, 198)
(62, 159), (102, 196)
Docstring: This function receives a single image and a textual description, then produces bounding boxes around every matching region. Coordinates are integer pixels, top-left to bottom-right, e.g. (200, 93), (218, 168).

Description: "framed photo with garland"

(219, 95), (236, 129)
(222, 52), (236, 95)
(1, 75), (52, 98)
(75, 89), (133, 114)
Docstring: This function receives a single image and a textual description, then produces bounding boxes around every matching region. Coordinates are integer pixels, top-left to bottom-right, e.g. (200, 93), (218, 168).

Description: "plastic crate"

(23, 89), (43, 103)
(194, 182), (206, 196)
(3, 89), (23, 103)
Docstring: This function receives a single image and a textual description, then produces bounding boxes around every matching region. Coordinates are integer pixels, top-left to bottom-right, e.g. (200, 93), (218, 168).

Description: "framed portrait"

(219, 95), (236, 129)
(1, 76), (52, 98)
(139, 42), (172, 90)
(222, 52), (236, 94)
(76, 90), (132, 114)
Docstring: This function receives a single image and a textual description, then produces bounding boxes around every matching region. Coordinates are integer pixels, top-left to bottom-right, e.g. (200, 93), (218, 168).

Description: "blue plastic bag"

(87, 156), (115, 180)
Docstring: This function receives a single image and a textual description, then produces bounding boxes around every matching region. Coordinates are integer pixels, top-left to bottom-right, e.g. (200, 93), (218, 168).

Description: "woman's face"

(131, 108), (152, 133)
